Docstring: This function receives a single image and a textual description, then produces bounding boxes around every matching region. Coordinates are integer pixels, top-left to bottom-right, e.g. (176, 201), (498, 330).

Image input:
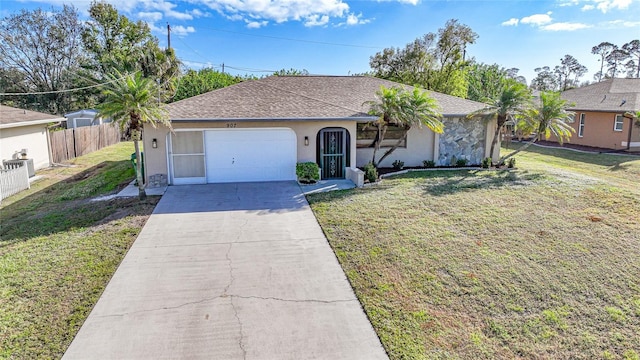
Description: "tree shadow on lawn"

(306, 169), (546, 205)
(0, 161), (155, 247)
(415, 169), (546, 196)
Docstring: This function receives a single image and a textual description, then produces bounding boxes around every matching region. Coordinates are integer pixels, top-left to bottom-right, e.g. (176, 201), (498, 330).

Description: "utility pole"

(167, 23), (171, 49)
(222, 63), (225, 74)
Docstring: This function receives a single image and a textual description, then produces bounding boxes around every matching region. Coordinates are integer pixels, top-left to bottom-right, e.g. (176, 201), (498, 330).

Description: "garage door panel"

(205, 129), (296, 183)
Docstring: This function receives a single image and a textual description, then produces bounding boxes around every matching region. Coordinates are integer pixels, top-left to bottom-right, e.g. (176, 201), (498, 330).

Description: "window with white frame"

(578, 113), (585, 137)
(614, 114), (624, 132)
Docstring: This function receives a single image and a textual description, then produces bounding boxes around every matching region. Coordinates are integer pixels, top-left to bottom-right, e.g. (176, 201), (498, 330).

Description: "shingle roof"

(0, 105), (63, 128)
(167, 76), (488, 120)
(561, 78), (640, 112)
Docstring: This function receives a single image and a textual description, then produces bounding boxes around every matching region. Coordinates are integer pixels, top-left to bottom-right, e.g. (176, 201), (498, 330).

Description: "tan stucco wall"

(0, 125), (50, 170)
(553, 111), (639, 150)
(142, 120), (357, 182)
(355, 117), (497, 167)
(356, 126), (436, 168)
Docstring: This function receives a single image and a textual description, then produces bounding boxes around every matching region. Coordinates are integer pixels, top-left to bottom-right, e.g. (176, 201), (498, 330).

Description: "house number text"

(226, 123), (237, 128)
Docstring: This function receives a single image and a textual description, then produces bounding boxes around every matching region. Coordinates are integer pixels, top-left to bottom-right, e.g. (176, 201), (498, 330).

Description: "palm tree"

(96, 71), (171, 200)
(501, 91), (575, 162)
(365, 86), (444, 168)
(467, 79), (532, 164)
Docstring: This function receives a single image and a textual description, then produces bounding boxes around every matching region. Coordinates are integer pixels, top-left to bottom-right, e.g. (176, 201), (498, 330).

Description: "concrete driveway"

(64, 182), (387, 359)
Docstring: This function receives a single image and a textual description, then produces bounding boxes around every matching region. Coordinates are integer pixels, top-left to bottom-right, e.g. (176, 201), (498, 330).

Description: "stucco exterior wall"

(142, 120), (357, 182)
(0, 124), (50, 170)
(553, 111), (639, 150)
(355, 116), (494, 168)
(356, 125), (436, 168)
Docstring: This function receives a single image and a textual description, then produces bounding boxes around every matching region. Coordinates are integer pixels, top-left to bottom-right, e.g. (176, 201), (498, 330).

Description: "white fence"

(0, 162), (30, 202)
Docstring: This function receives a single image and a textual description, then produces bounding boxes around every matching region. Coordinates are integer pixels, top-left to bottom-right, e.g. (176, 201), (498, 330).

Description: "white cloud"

(521, 13), (553, 26)
(605, 19), (640, 27)
(196, 0), (349, 23)
(501, 18), (519, 26)
(345, 13), (371, 26)
(171, 25), (196, 35)
(182, 59), (214, 69)
(140, 0), (197, 20)
(190, 9), (209, 17)
(504, 9), (596, 31)
(557, 0), (635, 12)
(138, 11), (163, 22)
(225, 14), (245, 21)
(346, 13), (359, 25)
(304, 14), (330, 27)
(245, 20), (268, 29)
(146, 22), (164, 33)
(594, 0), (633, 13)
(541, 22), (591, 30)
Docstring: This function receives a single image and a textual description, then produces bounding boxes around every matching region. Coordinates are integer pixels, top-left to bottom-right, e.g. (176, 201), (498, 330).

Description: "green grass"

(504, 144), (640, 195)
(308, 147), (640, 359)
(0, 142), (159, 359)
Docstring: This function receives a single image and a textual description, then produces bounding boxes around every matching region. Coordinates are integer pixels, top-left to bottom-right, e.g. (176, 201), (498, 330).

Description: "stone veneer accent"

(147, 173), (168, 188)
(438, 117), (486, 166)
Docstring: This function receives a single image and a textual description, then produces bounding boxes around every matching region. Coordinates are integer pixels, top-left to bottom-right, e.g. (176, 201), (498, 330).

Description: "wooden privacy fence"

(50, 124), (120, 163)
(0, 162), (30, 202)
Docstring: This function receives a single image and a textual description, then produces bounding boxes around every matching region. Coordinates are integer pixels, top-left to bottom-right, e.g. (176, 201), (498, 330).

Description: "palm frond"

(96, 70), (171, 131)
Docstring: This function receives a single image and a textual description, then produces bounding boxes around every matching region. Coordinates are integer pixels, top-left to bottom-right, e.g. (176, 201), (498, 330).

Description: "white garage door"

(205, 128), (297, 183)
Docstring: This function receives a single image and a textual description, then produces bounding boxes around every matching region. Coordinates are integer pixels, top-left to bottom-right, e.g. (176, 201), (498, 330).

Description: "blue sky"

(2, 0), (639, 84)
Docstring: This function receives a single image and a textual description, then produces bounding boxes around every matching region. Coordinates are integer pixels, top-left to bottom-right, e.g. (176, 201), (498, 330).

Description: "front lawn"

(308, 148), (640, 359)
(0, 142), (159, 359)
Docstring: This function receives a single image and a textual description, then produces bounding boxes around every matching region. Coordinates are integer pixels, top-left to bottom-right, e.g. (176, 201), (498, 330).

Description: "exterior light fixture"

(304, 136), (309, 146)
(152, 138), (158, 148)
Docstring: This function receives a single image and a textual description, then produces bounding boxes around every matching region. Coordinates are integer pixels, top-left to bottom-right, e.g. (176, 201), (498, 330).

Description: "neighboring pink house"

(560, 78), (639, 151)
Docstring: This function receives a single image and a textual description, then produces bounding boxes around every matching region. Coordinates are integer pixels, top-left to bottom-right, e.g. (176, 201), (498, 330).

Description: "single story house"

(560, 78), (639, 151)
(64, 109), (111, 129)
(142, 76), (496, 186)
(0, 105), (64, 171)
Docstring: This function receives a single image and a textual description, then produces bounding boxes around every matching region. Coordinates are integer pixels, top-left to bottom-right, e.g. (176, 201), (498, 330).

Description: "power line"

(197, 26), (382, 49)
(178, 57), (278, 73)
(0, 73), (132, 96)
(175, 36), (211, 63)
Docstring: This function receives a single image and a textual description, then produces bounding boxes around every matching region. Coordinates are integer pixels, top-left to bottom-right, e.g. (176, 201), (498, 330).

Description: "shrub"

(392, 160), (404, 170)
(423, 160), (436, 168)
(296, 162), (319, 183)
(450, 155), (457, 166)
(481, 157), (491, 169)
(456, 158), (468, 167)
(363, 162), (378, 183)
(507, 158), (516, 168)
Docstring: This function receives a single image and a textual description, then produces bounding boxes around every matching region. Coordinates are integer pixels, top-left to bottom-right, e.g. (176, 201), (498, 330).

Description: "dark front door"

(319, 128), (347, 179)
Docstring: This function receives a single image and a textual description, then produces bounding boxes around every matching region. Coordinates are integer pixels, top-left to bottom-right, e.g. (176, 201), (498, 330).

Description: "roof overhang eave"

(64, 109), (98, 118)
(567, 108), (638, 113)
(170, 116), (379, 122)
(0, 118), (65, 129)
